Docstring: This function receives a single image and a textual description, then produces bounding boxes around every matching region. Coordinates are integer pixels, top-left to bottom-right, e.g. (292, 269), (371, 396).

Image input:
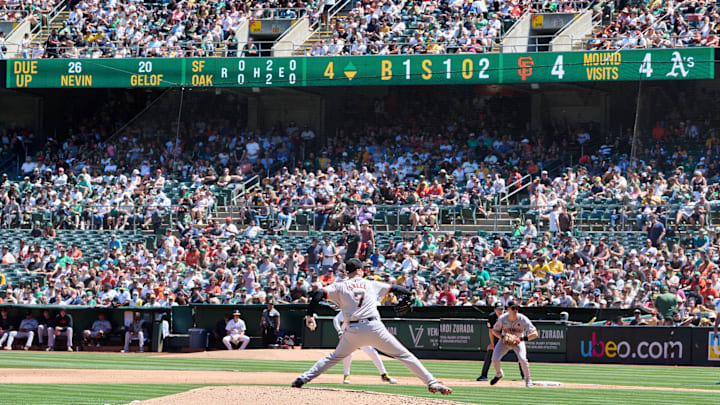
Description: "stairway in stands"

(572, 11), (618, 51)
(32, 9), (69, 47)
(292, 12), (350, 56)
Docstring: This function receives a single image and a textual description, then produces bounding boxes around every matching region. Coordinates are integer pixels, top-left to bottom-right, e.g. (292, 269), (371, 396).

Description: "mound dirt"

(135, 385), (464, 405)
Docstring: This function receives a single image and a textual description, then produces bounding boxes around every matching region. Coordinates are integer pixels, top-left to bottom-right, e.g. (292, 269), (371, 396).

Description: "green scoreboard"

(6, 48), (713, 88)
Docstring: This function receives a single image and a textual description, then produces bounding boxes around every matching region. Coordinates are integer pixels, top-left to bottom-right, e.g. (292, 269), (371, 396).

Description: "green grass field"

(0, 352), (718, 404)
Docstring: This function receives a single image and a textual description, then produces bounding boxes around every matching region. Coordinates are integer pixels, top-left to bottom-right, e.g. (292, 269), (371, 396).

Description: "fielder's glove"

(502, 334), (521, 346)
(305, 315), (317, 331)
(395, 296), (413, 316)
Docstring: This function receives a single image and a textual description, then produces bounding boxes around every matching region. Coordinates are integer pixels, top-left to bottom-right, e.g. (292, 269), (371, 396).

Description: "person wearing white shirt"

(300, 126), (316, 141)
(222, 217), (239, 237)
(53, 168), (68, 186)
(245, 221), (262, 238)
(21, 157), (37, 175)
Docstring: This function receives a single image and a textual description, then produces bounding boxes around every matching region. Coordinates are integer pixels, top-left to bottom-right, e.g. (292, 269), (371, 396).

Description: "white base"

(533, 381), (563, 386)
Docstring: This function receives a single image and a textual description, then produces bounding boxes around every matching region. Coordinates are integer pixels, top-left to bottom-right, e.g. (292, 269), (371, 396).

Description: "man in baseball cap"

(477, 302), (525, 381)
(223, 310), (250, 350)
(489, 301), (538, 387)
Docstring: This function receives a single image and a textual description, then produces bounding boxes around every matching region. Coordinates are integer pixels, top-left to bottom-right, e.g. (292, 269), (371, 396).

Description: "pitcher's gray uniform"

(491, 312), (536, 383)
(333, 312), (395, 383)
(293, 258), (450, 394)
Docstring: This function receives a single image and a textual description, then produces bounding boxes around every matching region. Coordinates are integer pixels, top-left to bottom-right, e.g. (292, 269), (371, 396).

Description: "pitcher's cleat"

(490, 375), (503, 385)
(381, 374), (397, 384)
(526, 379), (534, 388)
(428, 382), (452, 395)
(291, 378), (305, 388)
(343, 375), (350, 384)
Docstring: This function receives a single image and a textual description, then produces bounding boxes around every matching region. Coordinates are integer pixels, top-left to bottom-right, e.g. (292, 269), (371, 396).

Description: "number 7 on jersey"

(353, 291), (365, 308)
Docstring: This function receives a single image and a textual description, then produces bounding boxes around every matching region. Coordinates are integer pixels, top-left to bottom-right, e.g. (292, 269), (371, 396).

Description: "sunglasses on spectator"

(509, 306), (519, 310)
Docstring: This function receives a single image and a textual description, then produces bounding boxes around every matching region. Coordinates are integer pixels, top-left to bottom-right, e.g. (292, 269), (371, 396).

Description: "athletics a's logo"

(409, 325), (425, 348)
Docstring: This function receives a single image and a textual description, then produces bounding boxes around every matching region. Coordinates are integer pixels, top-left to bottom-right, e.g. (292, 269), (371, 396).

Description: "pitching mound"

(136, 385), (464, 405)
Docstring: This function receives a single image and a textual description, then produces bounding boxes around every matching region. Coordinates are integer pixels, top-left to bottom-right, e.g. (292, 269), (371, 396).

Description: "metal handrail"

(17, 39), (298, 59)
(303, 0), (351, 43)
(28, 0), (65, 43)
(231, 175), (261, 206)
(4, 33), (712, 59)
(501, 173), (533, 205)
(7, 199), (714, 233)
(0, 8), (31, 18)
(529, 0), (594, 13)
(246, 7), (311, 19)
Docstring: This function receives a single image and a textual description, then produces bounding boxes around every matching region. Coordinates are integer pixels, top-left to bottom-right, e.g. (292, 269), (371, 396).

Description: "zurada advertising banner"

(566, 327), (692, 365)
(384, 319), (566, 353)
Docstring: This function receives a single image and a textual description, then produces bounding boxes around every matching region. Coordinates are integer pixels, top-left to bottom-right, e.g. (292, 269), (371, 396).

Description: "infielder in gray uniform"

(292, 258), (451, 395)
(0, 311), (37, 350)
(490, 300), (538, 387)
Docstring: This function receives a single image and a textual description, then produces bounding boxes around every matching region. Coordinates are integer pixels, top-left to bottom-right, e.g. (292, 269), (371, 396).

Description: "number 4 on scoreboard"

(639, 53), (653, 78)
(324, 62), (334, 80)
(551, 55), (565, 79)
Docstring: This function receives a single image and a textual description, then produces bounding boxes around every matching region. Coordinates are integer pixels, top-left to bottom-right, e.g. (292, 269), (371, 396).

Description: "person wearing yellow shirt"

(445, 253), (462, 275)
(396, 271), (410, 288)
(532, 256), (551, 279)
(547, 251), (565, 277)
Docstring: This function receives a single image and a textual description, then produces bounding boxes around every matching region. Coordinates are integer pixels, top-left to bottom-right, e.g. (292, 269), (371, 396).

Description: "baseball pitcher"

(333, 311), (397, 384)
(292, 258), (451, 395)
(490, 300), (538, 387)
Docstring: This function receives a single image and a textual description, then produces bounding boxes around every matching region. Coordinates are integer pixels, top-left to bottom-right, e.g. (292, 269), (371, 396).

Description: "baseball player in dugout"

(292, 258), (452, 395)
(0, 310), (37, 350)
(477, 302), (525, 381)
(490, 301), (538, 387)
(223, 310), (250, 350)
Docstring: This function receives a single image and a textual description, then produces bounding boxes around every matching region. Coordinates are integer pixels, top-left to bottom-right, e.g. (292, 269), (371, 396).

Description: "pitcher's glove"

(395, 296), (413, 315)
(502, 333), (521, 346)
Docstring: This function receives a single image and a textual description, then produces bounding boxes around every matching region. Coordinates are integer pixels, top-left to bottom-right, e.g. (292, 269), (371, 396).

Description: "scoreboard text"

(7, 48), (713, 89)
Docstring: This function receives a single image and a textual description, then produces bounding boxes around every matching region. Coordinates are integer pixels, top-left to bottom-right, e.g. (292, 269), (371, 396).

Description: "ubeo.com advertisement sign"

(567, 327), (692, 365)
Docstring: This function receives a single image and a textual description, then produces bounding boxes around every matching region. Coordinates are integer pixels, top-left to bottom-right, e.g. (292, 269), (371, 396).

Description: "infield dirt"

(5, 349), (714, 404)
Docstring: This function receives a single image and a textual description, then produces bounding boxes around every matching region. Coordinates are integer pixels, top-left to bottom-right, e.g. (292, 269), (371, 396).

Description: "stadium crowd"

(0, 0), (605, 59)
(0, 0), (56, 26)
(36, 0), (313, 58)
(307, 0), (596, 56)
(587, 1), (720, 50)
(0, 98), (719, 327)
(3, 0), (720, 59)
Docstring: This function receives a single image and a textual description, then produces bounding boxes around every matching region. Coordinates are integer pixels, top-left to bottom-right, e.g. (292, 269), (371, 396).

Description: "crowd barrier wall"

(1, 304), (717, 365)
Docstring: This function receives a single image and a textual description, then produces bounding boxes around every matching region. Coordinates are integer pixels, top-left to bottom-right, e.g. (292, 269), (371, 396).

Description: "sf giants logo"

(409, 325), (424, 348)
(518, 57), (534, 81)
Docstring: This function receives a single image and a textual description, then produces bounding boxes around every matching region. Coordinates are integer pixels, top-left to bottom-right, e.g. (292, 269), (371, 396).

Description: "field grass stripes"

(0, 352), (718, 391)
(0, 384), (204, 405)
